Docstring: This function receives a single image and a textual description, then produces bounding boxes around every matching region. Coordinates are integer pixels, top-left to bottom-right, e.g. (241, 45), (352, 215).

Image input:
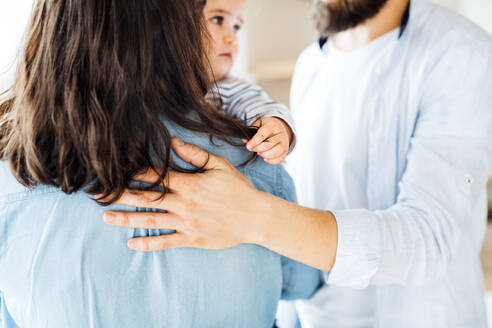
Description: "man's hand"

(244, 117), (293, 165)
(101, 138), (338, 271)
(101, 137), (265, 252)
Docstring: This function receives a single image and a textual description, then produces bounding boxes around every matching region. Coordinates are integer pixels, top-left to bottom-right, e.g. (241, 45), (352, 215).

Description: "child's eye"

(211, 16), (224, 26)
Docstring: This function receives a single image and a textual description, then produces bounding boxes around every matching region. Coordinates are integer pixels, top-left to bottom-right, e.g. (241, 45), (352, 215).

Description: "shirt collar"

(318, 1), (411, 49)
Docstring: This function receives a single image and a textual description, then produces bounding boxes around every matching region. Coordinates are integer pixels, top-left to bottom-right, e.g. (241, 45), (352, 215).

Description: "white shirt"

(288, 29), (399, 212)
(286, 0), (492, 327)
(286, 28), (399, 328)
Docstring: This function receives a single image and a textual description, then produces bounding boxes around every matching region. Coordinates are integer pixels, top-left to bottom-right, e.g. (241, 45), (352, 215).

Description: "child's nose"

(224, 30), (238, 45)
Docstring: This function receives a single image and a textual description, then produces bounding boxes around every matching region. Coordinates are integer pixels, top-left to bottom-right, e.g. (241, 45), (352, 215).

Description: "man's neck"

(332, 0), (410, 51)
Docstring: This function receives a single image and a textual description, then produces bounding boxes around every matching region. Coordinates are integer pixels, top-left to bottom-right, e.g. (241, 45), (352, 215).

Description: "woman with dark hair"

(0, 0), (319, 327)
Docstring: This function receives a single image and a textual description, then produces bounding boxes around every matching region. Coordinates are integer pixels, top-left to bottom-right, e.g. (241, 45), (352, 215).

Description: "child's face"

(204, 0), (245, 81)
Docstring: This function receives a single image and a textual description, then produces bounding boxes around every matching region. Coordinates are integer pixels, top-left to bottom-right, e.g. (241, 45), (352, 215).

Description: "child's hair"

(0, 0), (255, 203)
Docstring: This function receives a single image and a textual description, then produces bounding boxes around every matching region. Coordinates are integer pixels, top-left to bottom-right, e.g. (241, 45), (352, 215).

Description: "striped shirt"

(212, 76), (296, 151)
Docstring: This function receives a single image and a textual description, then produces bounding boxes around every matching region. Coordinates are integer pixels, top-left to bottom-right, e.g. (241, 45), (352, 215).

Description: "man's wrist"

(242, 190), (277, 246)
(241, 189), (340, 271)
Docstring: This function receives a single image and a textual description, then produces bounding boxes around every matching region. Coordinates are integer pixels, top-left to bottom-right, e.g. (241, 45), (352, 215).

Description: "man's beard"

(313, 0), (389, 36)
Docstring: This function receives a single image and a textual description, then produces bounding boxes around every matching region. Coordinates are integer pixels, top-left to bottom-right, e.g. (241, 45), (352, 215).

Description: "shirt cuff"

(274, 115), (297, 154)
(264, 113), (297, 153)
(324, 209), (382, 289)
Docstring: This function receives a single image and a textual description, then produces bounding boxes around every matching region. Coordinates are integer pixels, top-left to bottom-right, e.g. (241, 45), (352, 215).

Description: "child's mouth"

(219, 53), (232, 59)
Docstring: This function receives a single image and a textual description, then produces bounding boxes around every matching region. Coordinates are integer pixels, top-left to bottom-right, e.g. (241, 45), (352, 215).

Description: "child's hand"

(244, 117), (293, 165)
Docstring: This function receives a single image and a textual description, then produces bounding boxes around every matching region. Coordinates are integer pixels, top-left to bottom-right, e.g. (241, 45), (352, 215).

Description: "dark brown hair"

(0, 0), (255, 202)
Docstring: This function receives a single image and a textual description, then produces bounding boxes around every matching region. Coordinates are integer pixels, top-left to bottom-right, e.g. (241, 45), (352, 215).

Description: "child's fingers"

(265, 156), (286, 165)
(259, 144), (286, 160)
(250, 133), (287, 153)
(246, 125), (273, 151)
(252, 140), (278, 153)
(251, 119), (263, 128)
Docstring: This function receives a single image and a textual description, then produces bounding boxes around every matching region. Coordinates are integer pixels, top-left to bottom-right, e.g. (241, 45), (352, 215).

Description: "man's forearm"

(248, 190), (338, 272)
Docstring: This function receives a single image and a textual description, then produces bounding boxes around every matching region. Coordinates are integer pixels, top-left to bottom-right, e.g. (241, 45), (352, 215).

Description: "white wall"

(459, 0), (492, 34)
(0, 1), (33, 92)
(246, 0), (316, 67)
(431, 0), (492, 34)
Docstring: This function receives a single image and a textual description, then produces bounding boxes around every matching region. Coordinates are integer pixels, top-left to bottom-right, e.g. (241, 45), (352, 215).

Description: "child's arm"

(216, 77), (296, 164)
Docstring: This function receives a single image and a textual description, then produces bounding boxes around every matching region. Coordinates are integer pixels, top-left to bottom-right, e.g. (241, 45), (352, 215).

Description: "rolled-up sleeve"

(326, 41), (492, 288)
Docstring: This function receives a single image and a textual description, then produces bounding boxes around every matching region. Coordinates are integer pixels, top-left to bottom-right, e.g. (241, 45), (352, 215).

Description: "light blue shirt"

(0, 124), (320, 328)
(288, 0), (492, 327)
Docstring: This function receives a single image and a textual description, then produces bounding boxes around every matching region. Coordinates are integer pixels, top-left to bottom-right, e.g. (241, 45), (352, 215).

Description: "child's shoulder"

(217, 75), (261, 93)
(216, 76), (268, 105)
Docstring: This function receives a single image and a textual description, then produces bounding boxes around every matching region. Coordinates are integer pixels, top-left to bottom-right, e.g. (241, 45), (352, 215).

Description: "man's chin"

(313, 0), (389, 35)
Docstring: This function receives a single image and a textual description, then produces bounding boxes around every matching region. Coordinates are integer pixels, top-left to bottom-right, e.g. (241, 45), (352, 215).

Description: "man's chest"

(293, 64), (379, 157)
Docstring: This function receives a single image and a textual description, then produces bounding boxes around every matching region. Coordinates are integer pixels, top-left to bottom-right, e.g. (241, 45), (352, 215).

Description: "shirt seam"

(0, 187), (63, 205)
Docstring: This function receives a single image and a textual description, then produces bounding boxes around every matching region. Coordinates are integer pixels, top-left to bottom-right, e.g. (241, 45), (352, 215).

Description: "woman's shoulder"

(240, 163), (297, 203)
(0, 161), (60, 204)
(0, 160), (31, 200)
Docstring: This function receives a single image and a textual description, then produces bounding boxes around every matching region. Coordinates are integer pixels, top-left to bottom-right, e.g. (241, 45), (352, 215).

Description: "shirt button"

(466, 177), (473, 184)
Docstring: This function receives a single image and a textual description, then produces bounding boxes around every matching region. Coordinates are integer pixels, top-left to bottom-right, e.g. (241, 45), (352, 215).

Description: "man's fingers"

(132, 168), (163, 184)
(111, 190), (179, 211)
(103, 211), (183, 230)
(131, 170), (184, 192)
(171, 137), (227, 171)
(127, 233), (190, 252)
(246, 125), (272, 151)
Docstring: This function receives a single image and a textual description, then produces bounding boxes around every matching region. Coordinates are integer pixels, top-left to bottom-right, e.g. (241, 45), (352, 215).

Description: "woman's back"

(0, 1), (319, 326)
(0, 124), (319, 328)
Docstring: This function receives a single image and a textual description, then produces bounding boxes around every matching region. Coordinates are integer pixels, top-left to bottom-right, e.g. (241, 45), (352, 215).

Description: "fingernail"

(103, 212), (117, 223)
